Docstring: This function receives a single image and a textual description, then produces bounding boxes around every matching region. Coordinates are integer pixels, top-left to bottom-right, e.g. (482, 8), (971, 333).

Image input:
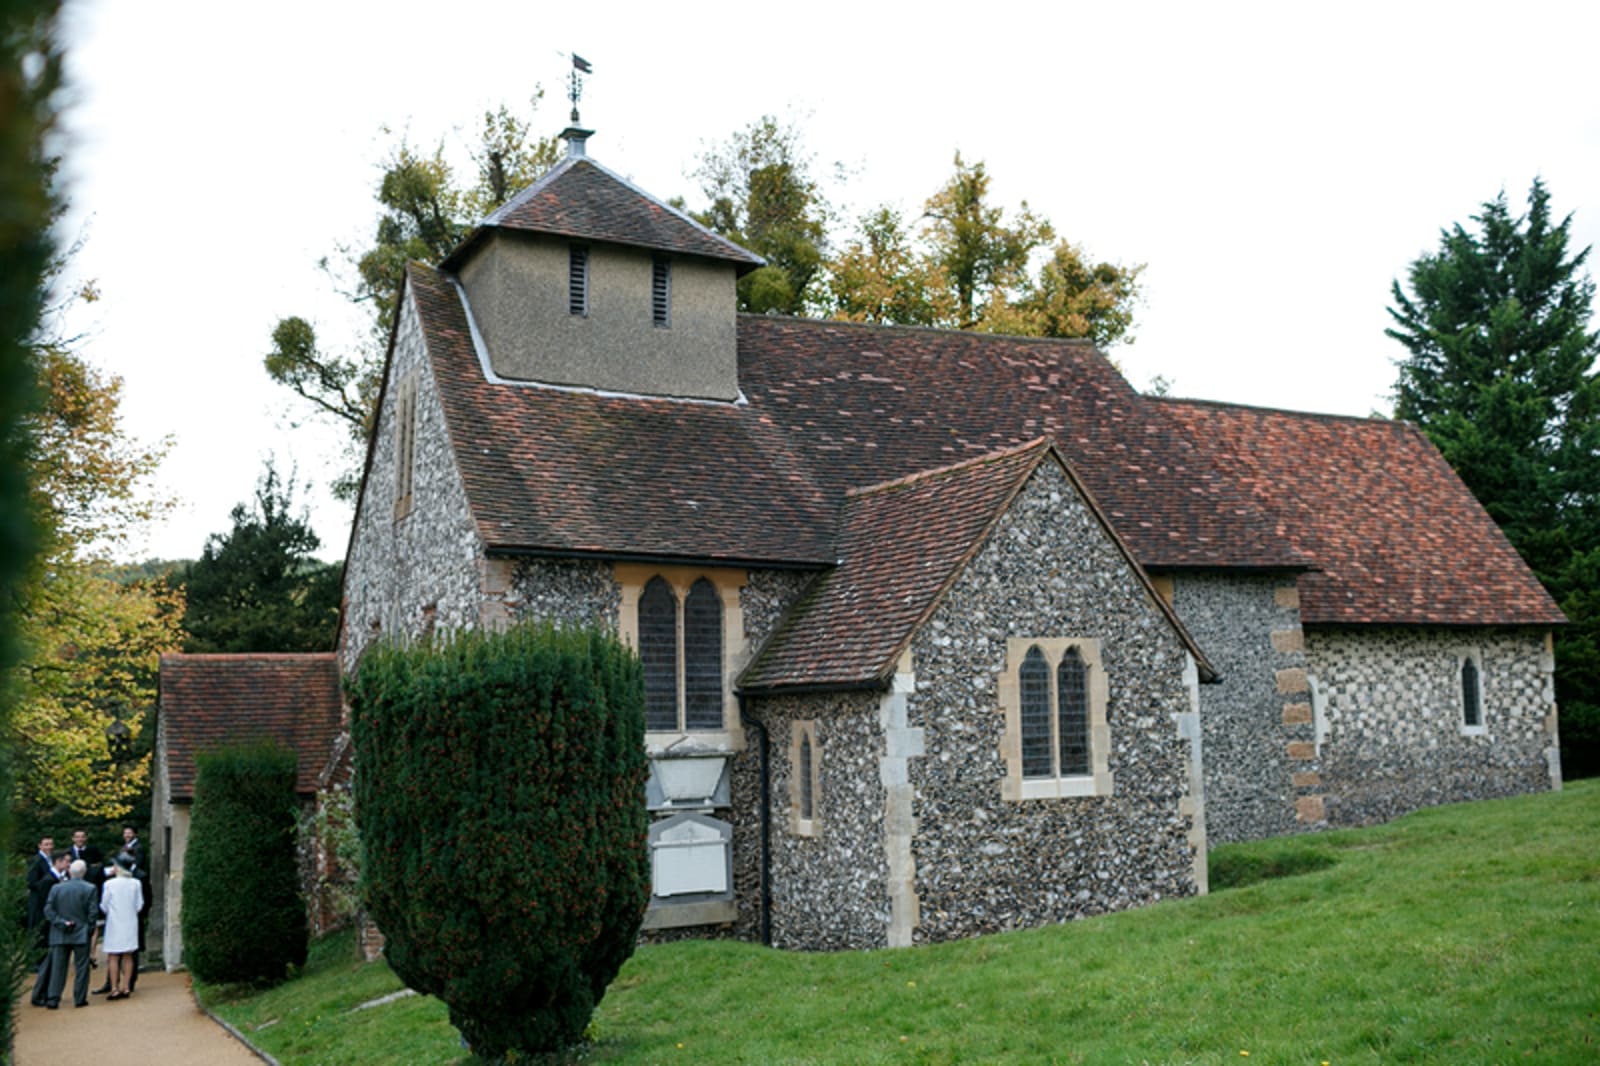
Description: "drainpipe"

(737, 693), (772, 946)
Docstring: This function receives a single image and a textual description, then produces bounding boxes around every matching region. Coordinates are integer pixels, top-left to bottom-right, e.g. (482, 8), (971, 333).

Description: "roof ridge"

(844, 437), (1053, 498)
(741, 312), (1097, 348)
(1151, 393), (1402, 427)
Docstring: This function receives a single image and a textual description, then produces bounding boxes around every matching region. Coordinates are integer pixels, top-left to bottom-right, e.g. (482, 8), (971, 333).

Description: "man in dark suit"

(68, 829), (90, 864)
(119, 825), (142, 866)
(29, 851), (68, 1007)
(24, 837), (55, 934)
(42, 860), (98, 1009)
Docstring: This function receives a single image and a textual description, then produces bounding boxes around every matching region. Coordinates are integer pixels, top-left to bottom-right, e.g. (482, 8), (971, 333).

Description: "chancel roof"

(1155, 399), (1566, 627)
(159, 654), (343, 801)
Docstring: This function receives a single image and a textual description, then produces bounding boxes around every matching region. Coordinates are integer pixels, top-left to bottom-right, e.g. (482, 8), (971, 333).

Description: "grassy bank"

(200, 780), (1600, 1063)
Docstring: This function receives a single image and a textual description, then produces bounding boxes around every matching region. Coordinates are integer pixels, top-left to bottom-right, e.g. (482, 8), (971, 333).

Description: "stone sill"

(641, 898), (738, 931)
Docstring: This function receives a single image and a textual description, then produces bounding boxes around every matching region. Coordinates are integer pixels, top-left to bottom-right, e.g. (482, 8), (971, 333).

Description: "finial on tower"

(562, 53), (595, 158)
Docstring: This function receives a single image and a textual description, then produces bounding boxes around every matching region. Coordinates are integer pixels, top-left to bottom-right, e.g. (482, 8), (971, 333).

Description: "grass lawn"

(199, 779), (1600, 1063)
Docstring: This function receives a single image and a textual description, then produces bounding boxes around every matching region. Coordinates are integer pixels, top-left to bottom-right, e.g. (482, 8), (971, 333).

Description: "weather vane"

(568, 53), (592, 124)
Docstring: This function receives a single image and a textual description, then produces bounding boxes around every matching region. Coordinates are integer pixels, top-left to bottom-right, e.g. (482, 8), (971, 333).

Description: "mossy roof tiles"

(1155, 399), (1565, 626)
(158, 653), (343, 801)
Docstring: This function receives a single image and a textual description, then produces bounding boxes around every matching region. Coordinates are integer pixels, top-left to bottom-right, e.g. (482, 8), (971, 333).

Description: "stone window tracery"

(617, 566), (747, 747)
(1000, 637), (1113, 800)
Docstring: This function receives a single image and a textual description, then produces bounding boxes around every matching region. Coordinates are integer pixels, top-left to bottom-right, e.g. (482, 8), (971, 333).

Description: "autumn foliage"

(349, 623), (650, 1058)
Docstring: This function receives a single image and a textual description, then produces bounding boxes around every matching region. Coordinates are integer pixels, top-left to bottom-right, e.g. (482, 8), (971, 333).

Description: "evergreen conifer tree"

(181, 741), (308, 983)
(1389, 179), (1600, 776)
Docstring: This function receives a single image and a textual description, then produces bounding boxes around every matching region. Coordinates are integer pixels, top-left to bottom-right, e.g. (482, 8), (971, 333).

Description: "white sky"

(52, 0), (1600, 562)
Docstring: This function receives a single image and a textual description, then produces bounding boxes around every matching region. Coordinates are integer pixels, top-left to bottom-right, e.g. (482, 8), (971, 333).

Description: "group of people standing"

(25, 826), (150, 1009)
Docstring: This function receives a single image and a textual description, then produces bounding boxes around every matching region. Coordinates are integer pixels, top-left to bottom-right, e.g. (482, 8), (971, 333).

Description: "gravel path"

(16, 963), (264, 1065)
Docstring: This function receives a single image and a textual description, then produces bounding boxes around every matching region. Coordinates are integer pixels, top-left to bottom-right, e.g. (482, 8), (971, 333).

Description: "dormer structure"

(441, 131), (764, 401)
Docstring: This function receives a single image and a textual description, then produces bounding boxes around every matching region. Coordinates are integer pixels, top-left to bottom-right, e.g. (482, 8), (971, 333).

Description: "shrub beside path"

(16, 968), (264, 1064)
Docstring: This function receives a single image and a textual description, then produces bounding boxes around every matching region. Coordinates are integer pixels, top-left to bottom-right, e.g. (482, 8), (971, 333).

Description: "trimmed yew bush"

(182, 740), (308, 983)
(349, 623), (650, 1058)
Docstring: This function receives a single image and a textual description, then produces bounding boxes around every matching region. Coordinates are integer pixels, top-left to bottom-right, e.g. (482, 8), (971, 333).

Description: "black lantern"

(105, 719), (133, 763)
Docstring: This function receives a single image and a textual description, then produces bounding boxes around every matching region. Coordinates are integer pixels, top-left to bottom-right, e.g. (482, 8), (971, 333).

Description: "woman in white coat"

(98, 853), (143, 999)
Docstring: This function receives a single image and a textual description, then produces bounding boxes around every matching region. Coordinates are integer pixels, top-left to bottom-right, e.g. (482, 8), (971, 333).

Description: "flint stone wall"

(342, 293), (485, 673)
(1170, 573), (1306, 844)
(903, 462), (1200, 944)
(1305, 627), (1558, 826)
(759, 691), (891, 951)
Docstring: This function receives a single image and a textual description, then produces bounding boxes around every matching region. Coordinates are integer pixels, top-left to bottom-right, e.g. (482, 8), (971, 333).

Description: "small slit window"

(790, 719), (820, 836)
(569, 245), (589, 316)
(799, 734), (814, 821)
(1460, 651), (1485, 734)
(393, 373), (418, 520)
(652, 256), (671, 327)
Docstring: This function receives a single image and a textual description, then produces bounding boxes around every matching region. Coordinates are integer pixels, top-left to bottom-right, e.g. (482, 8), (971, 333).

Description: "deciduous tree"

(823, 154), (1143, 345)
(694, 115), (831, 316)
(12, 346), (180, 819)
(265, 100), (559, 499)
(1389, 179), (1600, 776)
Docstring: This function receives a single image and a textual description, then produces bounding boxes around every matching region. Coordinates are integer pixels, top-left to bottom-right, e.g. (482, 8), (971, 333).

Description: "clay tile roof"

(159, 653), (343, 802)
(408, 264), (836, 564)
(735, 316), (1306, 572)
(740, 440), (1216, 691)
(443, 156), (763, 272)
(1157, 399), (1566, 626)
(404, 261), (1560, 633)
(741, 441), (1050, 690)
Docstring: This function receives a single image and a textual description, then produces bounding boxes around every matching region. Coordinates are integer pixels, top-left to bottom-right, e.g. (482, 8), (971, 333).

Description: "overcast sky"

(52, 0), (1600, 562)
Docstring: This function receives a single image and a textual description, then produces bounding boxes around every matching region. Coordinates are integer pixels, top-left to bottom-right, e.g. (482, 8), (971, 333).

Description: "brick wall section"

(342, 292), (487, 673)
(1172, 573), (1309, 844)
(902, 462), (1200, 943)
(1304, 627), (1558, 826)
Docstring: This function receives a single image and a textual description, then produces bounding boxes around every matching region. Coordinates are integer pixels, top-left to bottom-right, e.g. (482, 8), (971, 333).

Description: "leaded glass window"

(683, 578), (723, 730)
(1020, 646), (1053, 778)
(640, 577), (678, 732)
(1058, 648), (1090, 776)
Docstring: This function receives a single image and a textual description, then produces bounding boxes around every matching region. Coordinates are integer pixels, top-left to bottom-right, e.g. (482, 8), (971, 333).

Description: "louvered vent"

(652, 256), (671, 327)
(569, 245), (589, 316)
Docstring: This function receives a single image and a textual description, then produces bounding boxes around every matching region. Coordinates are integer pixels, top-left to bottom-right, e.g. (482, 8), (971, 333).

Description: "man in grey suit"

(42, 860), (97, 1008)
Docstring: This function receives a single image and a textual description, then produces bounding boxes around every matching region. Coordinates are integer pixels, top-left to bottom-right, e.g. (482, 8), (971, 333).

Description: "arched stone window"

(1058, 647), (1090, 776)
(621, 567), (742, 738)
(683, 578), (723, 730)
(1019, 646), (1053, 779)
(1000, 637), (1112, 800)
(640, 577), (679, 732)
